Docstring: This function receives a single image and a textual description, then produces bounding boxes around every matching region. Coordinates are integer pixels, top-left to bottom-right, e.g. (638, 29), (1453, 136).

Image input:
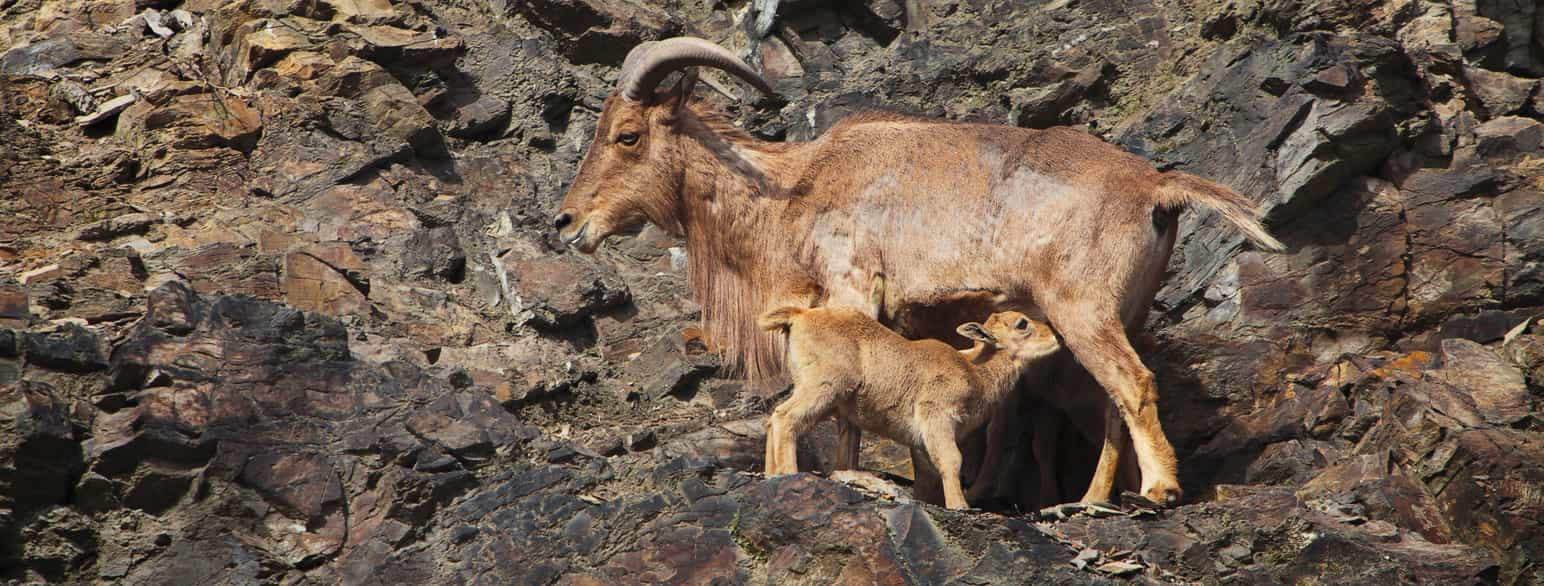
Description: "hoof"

(1133, 482), (1183, 508)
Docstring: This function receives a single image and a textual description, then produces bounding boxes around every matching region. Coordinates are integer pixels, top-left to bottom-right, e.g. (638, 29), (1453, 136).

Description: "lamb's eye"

(1015, 317), (1030, 330)
(617, 132), (640, 146)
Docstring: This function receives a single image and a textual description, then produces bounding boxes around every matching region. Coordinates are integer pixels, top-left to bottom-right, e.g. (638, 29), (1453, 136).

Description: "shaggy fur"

(555, 76), (1283, 505)
(760, 307), (1061, 510)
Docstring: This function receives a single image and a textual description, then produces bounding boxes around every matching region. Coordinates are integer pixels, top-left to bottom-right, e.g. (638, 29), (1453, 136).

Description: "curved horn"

(618, 37), (775, 101)
(617, 40), (657, 84)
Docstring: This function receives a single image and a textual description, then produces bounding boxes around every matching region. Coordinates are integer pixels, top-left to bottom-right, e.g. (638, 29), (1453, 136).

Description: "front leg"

(1079, 401), (1124, 504)
(966, 393), (1022, 503)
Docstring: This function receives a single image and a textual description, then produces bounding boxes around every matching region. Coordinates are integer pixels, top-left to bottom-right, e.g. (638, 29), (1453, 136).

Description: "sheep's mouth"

(564, 222), (590, 247)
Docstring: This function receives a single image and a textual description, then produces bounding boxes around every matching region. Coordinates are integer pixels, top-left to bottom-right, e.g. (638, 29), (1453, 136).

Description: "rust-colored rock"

(283, 251), (369, 316)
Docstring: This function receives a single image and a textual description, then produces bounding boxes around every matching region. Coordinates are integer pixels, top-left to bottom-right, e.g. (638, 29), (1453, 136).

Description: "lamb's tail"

(868, 272), (886, 320)
(1154, 173), (1285, 251)
(758, 307), (805, 332)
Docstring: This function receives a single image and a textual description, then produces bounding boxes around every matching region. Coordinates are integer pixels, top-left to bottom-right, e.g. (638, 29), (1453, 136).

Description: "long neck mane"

(675, 104), (811, 386)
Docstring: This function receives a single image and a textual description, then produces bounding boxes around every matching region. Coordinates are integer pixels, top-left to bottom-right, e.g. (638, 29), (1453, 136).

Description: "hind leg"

(766, 381), (839, 476)
(1043, 307), (1181, 505)
(910, 446), (946, 506)
(1079, 401), (1125, 503)
(920, 419), (969, 510)
(1031, 408), (1063, 506)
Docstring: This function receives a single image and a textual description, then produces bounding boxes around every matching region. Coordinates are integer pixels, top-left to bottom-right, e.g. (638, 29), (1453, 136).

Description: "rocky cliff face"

(1, 0), (1540, 583)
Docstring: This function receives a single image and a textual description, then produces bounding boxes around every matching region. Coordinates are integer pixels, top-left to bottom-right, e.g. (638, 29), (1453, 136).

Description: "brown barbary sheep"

(554, 36), (1287, 506)
(759, 306), (1061, 510)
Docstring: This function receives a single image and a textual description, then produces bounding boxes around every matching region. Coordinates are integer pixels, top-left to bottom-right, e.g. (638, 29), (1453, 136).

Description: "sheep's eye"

(617, 132), (640, 146)
(1015, 317), (1030, 330)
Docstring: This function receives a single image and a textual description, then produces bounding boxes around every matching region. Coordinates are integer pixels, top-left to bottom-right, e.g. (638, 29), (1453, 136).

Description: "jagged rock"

(3, 0), (1543, 582)
(115, 92), (263, 154)
(401, 226), (466, 282)
(219, 17), (319, 86)
(17, 506), (96, 581)
(1435, 338), (1531, 426)
(22, 323), (108, 372)
(495, 240), (629, 329)
(0, 33), (123, 75)
(1464, 66), (1538, 116)
(0, 381), (81, 518)
(143, 243), (283, 300)
(444, 94), (510, 139)
(23, 248), (147, 323)
(238, 451), (346, 565)
(75, 212), (159, 242)
(73, 93), (135, 127)
(510, 0), (680, 64)
(317, 0), (405, 25)
(1475, 0), (1543, 75)
(345, 24), (463, 62)
(616, 334), (719, 400)
(1474, 116), (1544, 157)
(0, 281), (28, 328)
(1053, 486), (1497, 582)
(283, 250), (370, 316)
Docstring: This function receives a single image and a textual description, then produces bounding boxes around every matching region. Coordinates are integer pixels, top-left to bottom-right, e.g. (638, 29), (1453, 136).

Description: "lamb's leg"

(1032, 408), (1063, 506)
(766, 381), (838, 476)
(965, 404), (1012, 503)
(910, 447), (945, 506)
(922, 421), (969, 510)
(834, 418), (861, 471)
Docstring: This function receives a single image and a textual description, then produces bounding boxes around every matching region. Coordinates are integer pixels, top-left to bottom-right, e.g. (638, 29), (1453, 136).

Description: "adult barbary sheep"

(760, 305), (1062, 510)
(552, 37), (1284, 505)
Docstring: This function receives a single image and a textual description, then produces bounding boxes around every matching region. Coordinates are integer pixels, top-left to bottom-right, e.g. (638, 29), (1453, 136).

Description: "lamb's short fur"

(759, 306), (1061, 509)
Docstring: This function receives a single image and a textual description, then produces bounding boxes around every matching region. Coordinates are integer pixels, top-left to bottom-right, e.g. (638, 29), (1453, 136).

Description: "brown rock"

(0, 280), (29, 328)
(347, 24), (463, 60)
(1303, 64), (1355, 94)
(304, 181), (422, 243)
(116, 92), (263, 154)
(238, 451), (346, 565)
(1435, 338), (1531, 426)
(1237, 178), (1407, 328)
(75, 212), (160, 241)
(1053, 487), (1496, 582)
(318, 0), (404, 24)
(225, 18), (319, 85)
(1430, 429), (1544, 577)
(495, 239), (628, 329)
(73, 93), (136, 127)
(1464, 66), (1538, 116)
(1473, 116), (1544, 157)
(145, 243), (282, 300)
(269, 50), (335, 81)
(1454, 15), (1504, 53)
(283, 251), (369, 316)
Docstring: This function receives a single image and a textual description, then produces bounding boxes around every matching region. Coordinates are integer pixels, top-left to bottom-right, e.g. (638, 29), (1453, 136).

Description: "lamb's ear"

(956, 323), (997, 345)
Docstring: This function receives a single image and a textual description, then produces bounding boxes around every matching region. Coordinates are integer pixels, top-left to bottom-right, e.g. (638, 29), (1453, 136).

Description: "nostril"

(554, 212), (573, 230)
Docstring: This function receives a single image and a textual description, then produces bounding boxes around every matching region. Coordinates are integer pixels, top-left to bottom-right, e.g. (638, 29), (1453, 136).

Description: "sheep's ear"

(956, 323), (997, 345)
(663, 69), (699, 123)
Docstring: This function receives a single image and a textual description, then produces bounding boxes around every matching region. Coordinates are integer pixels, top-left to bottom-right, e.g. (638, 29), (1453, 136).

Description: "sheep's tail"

(1154, 172), (1285, 251)
(758, 307), (805, 332)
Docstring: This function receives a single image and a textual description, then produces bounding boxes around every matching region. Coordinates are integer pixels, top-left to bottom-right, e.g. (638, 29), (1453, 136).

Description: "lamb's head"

(956, 311), (1061, 363)
(554, 37), (775, 253)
